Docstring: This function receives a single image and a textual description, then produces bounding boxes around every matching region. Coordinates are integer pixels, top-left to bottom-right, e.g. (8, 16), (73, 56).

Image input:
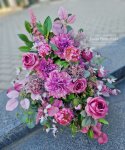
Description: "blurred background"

(0, 0), (125, 92)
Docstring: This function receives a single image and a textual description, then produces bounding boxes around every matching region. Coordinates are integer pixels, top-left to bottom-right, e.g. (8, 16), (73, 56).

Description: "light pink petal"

(52, 99), (63, 108)
(67, 15), (76, 24)
(48, 106), (59, 117)
(6, 98), (18, 111)
(52, 26), (62, 35)
(102, 91), (110, 97)
(20, 98), (30, 109)
(7, 89), (14, 94)
(68, 30), (75, 38)
(58, 7), (68, 20)
(31, 93), (40, 100)
(98, 133), (108, 144)
(14, 82), (23, 92)
(62, 25), (67, 34)
(7, 90), (19, 99)
(53, 20), (62, 28)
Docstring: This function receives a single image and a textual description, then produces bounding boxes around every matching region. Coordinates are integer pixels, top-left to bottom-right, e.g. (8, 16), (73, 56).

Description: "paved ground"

(0, 0), (125, 92)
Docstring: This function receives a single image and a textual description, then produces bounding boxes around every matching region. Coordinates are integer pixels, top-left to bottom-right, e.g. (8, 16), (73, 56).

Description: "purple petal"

(58, 7), (68, 20)
(62, 25), (67, 34)
(20, 98), (30, 109)
(6, 98), (18, 111)
(7, 90), (19, 99)
(67, 15), (76, 24)
(31, 93), (40, 100)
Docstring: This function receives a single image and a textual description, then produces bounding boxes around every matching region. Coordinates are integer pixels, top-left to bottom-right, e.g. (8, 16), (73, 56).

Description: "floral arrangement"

(6, 7), (120, 144)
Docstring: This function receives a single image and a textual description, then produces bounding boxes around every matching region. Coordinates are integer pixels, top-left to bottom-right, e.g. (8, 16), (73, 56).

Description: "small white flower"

(43, 92), (47, 98)
(52, 119), (57, 123)
(89, 47), (95, 52)
(46, 104), (51, 109)
(97, 84), (102, 91)
(95, 53), (100, 58)
(51, 124), (58, 137)
(100, 66), (104, 75)
(107, 78), (117, 84)
(16, 67), (21, 75)
(39, 116), (44, 123)
(97, 91), (102, 96)
(46, 127), (50, 133)
(75, 104), (82, 110)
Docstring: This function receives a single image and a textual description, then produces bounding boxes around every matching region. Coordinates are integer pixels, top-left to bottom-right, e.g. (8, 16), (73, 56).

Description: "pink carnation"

(22, 52), (39, 70)
(81, 127), (89, 133)
(85, 97), (108, 120)
(64, 46), (80, 63)
(50, 34), (74, 59)
(54, 108), (74, 126)
(45, 70), (73, 99)
(73, 78), (87, 93)
(39, 44), (51, 57)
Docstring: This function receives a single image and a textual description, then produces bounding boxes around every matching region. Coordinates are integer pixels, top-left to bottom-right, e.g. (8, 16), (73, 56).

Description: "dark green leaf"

(27, 121), (35, 128)
(50, 43), (59, 51)
(50, 96), (55, 104)
(25, 41), (33, 48)
(20, 114), (28, 123)
(82, 117), (91, 127)
(98, 118), (109, 124)
(43, 16), (52, 36)
(87, 128), (94, 139)
(54, 17), (60, 22)
(67, 25), (72, 33)
(67, 93), (74, 100)
(106, 83), (115, 89)
(25, 21), (31, 33)
(68, 14), (72, 17)
(30, 112), (37, 123)
(18, 34), (29, 42)
(18, 46), (30, 52)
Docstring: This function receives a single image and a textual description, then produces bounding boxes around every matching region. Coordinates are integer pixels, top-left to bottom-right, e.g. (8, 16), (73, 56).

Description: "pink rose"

(73, 78), (87, 93)
(81, 127), (89, 133)
(81, 48), (93, 62)
(85, 97), (108, 120)
(22, 52), (39, 70)
(54, 108), (74, 126)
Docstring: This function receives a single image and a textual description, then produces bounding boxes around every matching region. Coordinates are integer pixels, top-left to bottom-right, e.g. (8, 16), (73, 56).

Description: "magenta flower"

(64, 46), (80, 63)
(85, 97), (108, 120)
(38, 43), (51, 57)
(45, 70), (73, 99)
(22, 52), (39, 70)
(98, 133), (108, 144)
(54, 108), (74, 126)
(29, 8), (37, 28)
(81, 127), (89, 133)
(14, 82), (23, 92)
(91, 122), (101, 138)
(50, 34), (74, 59)
(35, 58), (58, 80)
(98, 66), (109, 78)
(73, 78), (87, 93)
(81, 48), (93, 62)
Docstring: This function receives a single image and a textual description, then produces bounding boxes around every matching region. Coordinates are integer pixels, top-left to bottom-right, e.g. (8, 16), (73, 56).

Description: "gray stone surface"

(0, 0), (125, 91)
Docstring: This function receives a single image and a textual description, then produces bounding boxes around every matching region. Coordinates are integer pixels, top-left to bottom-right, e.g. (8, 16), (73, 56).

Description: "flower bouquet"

(6, 7), (120, 144)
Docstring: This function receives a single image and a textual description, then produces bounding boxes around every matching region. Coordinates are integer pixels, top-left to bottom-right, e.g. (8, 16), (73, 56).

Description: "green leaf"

(83, 70), (90, 78)
(20, 114), (28, 123)
(19, 55), (22, 58)
(31, 112), (37, 123)
(55, 59), (69, 68)
(91, 118), (97, 126)
(67, 93), (74, 100)
(50, 96), (55, 104)
(62, 98), (71, 103)
(25, 21), (31, 33)
(50, 43), (59, 51)
(43, 16), (52, 36)
(87, 128), (94, 139)
(18, 34), (29, 42)
(71, 123), (77, 137)
(62, 62), (69, 68)
(18, 46), (31, 52)
(82, 117), (91, 127)
(68, 13), (72, 17)
(106, 83), (115, 89)
(108, 75), (116, 79)
(78, 28), (84, 33)
(25, 41), (33, 48)
(80, 110), (87, 117)
(98, 118), (109, 124)
(54, 17), (60, 21)
(67, 25), (72, 33)
(36, 23), (45, 35)
(27, 121), (35, 128)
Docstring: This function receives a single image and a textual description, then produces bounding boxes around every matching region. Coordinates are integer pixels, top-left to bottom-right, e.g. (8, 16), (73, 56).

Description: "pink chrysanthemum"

(64, 46), (80, 62)
(45, 70), (73, 98)
(39, 44), (51, 57)
(50, 34), (74, 59)
(35, 58), (58, 80)
(54, 108), (74, 126)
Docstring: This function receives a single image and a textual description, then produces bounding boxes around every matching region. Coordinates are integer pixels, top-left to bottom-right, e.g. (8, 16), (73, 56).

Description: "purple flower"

(45, 70), (73, 99)
(35, 58), (58, 80)
(50, 34), (74, 59)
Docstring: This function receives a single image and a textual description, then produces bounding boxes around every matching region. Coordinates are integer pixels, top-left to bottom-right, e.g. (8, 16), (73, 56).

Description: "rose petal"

(67, 15), (76, 24)
(20, 98), (30, 109)
(98, 133), (108, 144)
(48, 106), (59, 117)
(58, 7), (68, 20)
(6, 98), (18, 111)
(7, 90), (19, 99)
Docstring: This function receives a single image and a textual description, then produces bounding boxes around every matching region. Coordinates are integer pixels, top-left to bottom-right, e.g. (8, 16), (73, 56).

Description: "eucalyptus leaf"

(83, 70), (90, 78)
(82, 117), (91, 127)
(91, 117), (97, 126)
(20, 114), (28, 123)
(40, 118), (46, 126)
(80, 110), (87, 117)
(50, 43), (59, 51)
(31, 112), (37, 123)
(27, 121), (35, 128)
(106, 83), (115, 89)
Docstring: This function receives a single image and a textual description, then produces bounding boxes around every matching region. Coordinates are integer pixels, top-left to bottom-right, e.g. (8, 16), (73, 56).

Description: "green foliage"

(25, 21), (31, 33)
(24, 41), (33, 48)
(20, 114), (28, 123)
(67, 25), (72, 33)
(82, 116), (91, 127)
(40, 118), (46, 126)
(36, 23), (45, 35)
(50, 96), (55, 104)
(80, 110), (87, 118)
(67, 93), (74, 100)
(106, 83), (115, 89)
(54, 17), (60, 22)
(78, 28), (84, 33)
(98, 118), (109, 124)
(83, 70), (90, 78)
(27, 121), (35, 128)
(91, 118), (97, 126)
(18, 34), (29, 42)
(55, 59), (69, 68)
(87, 128), (94, 139)
(71, 122), (77, 137)
(43, 16), (52, 36)
(50, 43), (59, 51)
(18, 46), (31, 52)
